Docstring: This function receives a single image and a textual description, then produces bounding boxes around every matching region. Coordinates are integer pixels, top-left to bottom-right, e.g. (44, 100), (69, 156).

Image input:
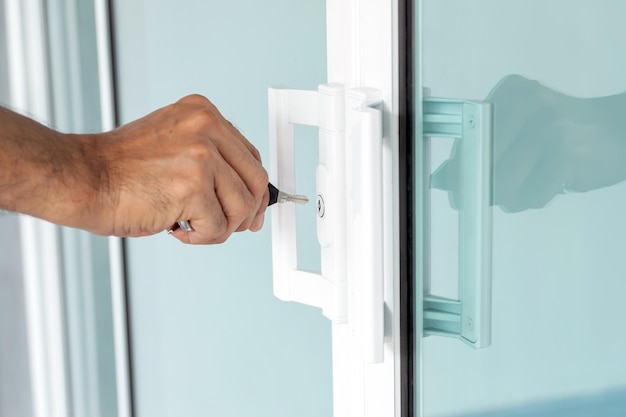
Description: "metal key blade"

(176, 183), (308, 233)
(278, 191), (308, 205)
(268, 183), (308, 206)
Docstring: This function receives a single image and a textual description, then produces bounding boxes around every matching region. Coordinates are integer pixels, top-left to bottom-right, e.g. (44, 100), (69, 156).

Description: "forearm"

(0, 106), (104, 230)
(0, 94), (269, 243)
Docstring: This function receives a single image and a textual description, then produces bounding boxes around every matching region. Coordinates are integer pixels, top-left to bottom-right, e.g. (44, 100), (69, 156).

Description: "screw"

(316, 194), (325, 218)
(468, 116), (475, 129)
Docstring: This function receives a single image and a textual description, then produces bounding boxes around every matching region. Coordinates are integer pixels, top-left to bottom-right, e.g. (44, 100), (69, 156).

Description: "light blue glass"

(112, 1), (331, 417)
(419, 0), (626, 416)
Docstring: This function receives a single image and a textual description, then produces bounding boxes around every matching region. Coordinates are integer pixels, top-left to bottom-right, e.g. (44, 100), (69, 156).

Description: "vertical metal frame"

(94, 1), (133, 416)
(398, 0), (419, 415)
(4, 1), (132, 416)
(325, 0), (402, 415)
(5, 2), (70, 416)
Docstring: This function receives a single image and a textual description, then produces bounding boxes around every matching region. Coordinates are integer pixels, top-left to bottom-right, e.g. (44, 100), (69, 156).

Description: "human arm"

(0, 94), (269, 244)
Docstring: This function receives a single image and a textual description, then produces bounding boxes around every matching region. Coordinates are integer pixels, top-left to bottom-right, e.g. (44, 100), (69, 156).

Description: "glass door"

(111, 1), (332, 416)
(113, 0), (407, 416)
(415, 0), (626, 415)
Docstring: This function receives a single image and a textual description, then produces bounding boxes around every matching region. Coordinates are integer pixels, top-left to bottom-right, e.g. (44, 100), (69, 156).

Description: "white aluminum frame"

(4, 1), (132, 416)
(5, 2), (71, 417)
(328, 0), (401, 415)
(270, 1), (402, 414)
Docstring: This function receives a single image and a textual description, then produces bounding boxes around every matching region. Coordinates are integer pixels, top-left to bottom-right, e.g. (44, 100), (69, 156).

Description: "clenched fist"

(0, 95), (269, 244)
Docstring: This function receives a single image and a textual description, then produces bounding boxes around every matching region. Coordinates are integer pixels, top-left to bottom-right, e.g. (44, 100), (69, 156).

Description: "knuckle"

(236, 191), (257, 217)
(250, 169), (269, 198)
(191, 109), (220, 131)
(177, 94), (211, 107)
(176, 106), (220, 135)
(225, 191), (256, 223)
(208, 215), (229, 242)
(187, 140), (216, 163)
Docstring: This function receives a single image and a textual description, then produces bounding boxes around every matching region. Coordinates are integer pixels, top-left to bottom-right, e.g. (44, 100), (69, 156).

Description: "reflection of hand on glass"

(432, 74), (626, 212)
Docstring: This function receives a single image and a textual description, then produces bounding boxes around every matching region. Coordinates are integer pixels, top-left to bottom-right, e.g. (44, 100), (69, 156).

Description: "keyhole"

(316, 194), (325, 218)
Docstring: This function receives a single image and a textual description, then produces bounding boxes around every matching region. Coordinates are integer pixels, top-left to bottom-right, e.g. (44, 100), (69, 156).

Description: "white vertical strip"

(6, 0), (71, 417)
(36, 221), (70, 417)
(326, 0), (347, 83)
(94, 0), (116, 130)
(19, 218), (69, 417)
(5, 0), (27, 110)
(94, 1), (133, 417)
(326, 0), (400, 416)
(62, 1), (85, 129)
(46, 0), (85, 131)
(21, 0), (51, 120)
(19, 219), (50, 417)
(107, 236), (132, 417)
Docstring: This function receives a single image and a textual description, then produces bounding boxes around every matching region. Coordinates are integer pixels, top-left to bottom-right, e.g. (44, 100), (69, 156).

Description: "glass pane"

(418, 1), (626, 415)
(111, 1), (331, 416)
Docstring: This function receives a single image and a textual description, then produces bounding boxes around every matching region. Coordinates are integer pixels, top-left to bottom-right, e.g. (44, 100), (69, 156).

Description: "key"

(267, 183), (309, 206)
(173, 183), (308, 233)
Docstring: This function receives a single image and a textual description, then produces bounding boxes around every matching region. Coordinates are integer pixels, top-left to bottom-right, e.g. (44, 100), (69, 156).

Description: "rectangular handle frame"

(422, 98), (493, 349)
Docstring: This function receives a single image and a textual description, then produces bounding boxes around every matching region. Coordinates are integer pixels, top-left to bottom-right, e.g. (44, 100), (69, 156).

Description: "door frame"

(3, 1), (132, 416)
(323, 0), (416, 415)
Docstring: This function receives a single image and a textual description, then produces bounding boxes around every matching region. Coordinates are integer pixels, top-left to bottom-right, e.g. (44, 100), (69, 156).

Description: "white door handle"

(268, 85), (386, 362)
(268, 84), (347, 322)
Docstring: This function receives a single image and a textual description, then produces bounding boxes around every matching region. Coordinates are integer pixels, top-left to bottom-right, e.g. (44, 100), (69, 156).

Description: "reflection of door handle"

(422, 98), (493, 349)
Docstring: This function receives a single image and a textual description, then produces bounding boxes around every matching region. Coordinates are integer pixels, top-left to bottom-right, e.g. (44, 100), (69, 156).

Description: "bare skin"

(0, 94), (269, 244)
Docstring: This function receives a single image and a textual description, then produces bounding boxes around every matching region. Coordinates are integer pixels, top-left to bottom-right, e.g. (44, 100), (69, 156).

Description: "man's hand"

(95, 94), (269, 244)
(0, 95), (269, 244)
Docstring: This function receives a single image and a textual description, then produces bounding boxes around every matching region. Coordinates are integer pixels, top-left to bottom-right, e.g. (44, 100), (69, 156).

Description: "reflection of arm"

(432, 75), (626, 213)
(550, 90), (626, 193)
(570, 92), (626, 132)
